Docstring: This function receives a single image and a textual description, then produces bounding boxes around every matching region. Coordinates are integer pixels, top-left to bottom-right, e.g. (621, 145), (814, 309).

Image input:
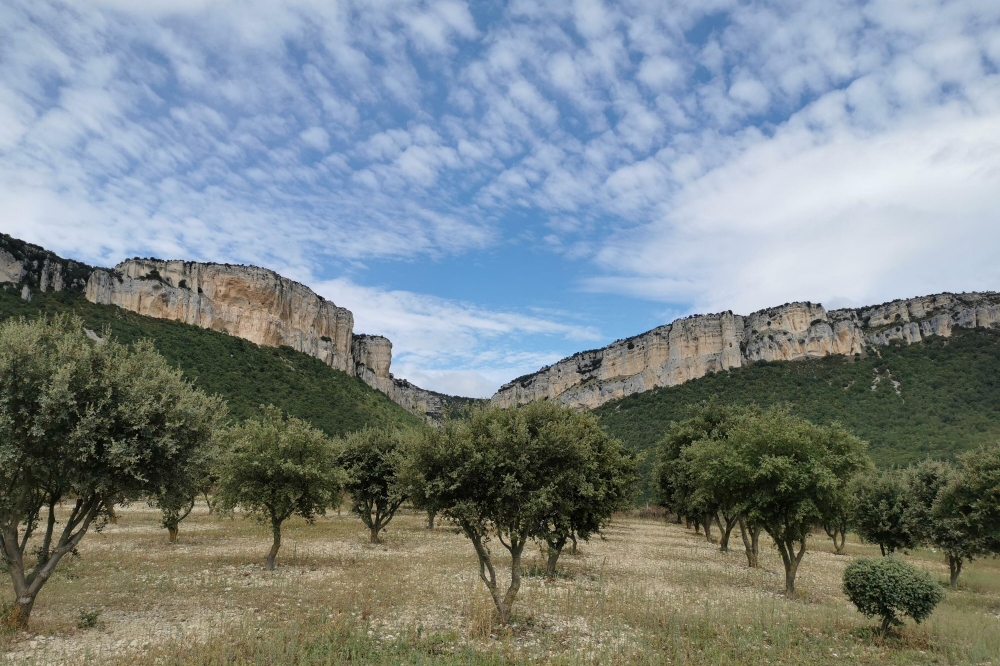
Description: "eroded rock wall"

(88, 260), (356, 373)
(86, 259), (451, 420)
(493, 292), (1000, 410)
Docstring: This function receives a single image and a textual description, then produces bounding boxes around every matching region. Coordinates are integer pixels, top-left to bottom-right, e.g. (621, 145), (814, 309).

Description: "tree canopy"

(215, 406), (343, 570)
(684, 406), (870, 595)
(411, 402), (635, 623)
(337, 426), (415, 544)
(0, 315), (223, 626)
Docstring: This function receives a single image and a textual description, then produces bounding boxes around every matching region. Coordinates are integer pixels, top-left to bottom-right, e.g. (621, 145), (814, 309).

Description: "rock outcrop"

(492, 291), (1000, 410)
(88, 260), (356, 374)
(86, 259), (453, 420)
(0, 234), (90, 294)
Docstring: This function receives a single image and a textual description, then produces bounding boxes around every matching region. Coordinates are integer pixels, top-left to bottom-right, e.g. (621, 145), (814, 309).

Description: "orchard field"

(2, 503), (998, 666)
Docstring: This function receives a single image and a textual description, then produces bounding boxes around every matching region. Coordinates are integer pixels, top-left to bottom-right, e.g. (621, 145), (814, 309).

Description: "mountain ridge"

(492, 292), (1000, 410)
(0, 235), (466, 421)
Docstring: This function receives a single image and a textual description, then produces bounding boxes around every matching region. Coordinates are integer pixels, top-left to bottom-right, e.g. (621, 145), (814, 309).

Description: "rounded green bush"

(843, 557), (944, 634)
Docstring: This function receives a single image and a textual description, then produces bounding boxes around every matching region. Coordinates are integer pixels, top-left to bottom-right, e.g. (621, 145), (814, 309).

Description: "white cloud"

(299, 126), (330, 152)
(2, 0), (999, 395)
(314, 278), (599, 397)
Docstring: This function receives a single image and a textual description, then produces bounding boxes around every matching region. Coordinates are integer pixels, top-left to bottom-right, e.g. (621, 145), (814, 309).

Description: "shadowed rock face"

(0, 234), (90, 296)
(86, 259), (449, 420)
(492, 292), (1000, 410)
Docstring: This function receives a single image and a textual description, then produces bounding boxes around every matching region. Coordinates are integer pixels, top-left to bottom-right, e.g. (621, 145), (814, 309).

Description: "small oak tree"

(689, 407), (870, 595)
(930, 445), (1000, 587)
(412, 402), (604, 624)
(152, 435), (223, 543)
(655, 400), (736, 546)
(850, 468), (922, 556)
(337, 426), (412, 544)
(843, 557), (944, 635)
(0, 316), (222, 627)
(215, 406), (342, 570)
(535, 409), (636, 576)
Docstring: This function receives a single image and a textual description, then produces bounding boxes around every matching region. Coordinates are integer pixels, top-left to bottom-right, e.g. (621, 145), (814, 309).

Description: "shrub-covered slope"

(596, 328), (1000, 473)
(0, 286), (423, 436)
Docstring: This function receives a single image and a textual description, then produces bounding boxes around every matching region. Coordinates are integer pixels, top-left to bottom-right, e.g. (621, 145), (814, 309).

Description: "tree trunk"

(773, 535), (807, 596)
(880, 614), (893, 636)
(719, 514), (737, 552)
(427, 509), (436, 530)
(570, 533), (578, 554)
(546, 537), (566, 577)
(204, 492), (214, 515)
(738, 518), (760, 568)
(1, 498), (102, 628)
(879, 544), (887, 557)
(266, 520), (282, 571)
(948, 553), (963, 588)
(369, 526), (380, 544)
(167, 525), (179, 543)
(10, 596), (35, 630)
(703, 515), (713, 543)
(833, 530), (846, 555)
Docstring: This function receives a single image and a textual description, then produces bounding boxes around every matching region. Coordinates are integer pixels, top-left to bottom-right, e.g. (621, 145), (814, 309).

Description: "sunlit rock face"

(88, 260), (355, 373)
(352, 334), (449, 418)
(86, 260), (451, 420)
(492, 292), (1000, 410)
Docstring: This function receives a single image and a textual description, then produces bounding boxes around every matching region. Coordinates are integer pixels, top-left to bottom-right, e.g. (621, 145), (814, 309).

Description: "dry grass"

(1, 502), (998, 665)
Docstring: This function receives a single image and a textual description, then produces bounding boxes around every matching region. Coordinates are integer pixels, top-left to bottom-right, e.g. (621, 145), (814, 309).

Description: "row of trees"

(656, 401), (870, 595)
(851, 451), (1000, 587)
(656, 400), (1000, 594)
(0, 316), (638, 628)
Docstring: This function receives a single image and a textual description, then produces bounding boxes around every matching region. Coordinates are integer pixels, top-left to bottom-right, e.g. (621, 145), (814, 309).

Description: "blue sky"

(2, 0), (999, 397)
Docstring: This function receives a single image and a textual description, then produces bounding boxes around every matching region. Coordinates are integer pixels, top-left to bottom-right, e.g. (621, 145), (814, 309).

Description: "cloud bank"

(1, 0), (998, 395)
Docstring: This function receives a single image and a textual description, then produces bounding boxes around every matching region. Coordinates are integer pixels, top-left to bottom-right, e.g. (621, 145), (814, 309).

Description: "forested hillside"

(597, 327), (1000, 497)
(0, 285), (423, 435)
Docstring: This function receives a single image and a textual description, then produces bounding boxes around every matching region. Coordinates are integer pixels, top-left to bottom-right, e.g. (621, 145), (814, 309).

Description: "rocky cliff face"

(0, 234), (90, 297)
(351, 334), (451, 417)
(86, 259), (449, 420)
(88, 260), (356, 374)
(492, 291), (1000, 410)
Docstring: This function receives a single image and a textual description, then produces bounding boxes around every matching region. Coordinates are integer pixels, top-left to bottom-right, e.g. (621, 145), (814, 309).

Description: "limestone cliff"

(492, 291), (1000, 410)
(87, 259), (355, 374)
(0, 233), (90, 297)
(85, 258), (455, 420)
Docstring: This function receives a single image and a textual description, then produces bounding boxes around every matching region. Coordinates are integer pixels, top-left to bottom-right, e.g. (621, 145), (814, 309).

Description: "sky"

(1, 0), (999, 398)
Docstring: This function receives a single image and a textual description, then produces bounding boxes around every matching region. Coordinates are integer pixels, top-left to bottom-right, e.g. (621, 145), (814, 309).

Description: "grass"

(2, 505), (997, 665)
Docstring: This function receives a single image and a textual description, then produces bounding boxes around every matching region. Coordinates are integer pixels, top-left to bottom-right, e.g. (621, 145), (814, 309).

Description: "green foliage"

(151, 433), (224, 543)
(850, 468), (923, 556)
(412, 402), (632, 622)
(0, 315), (223, 626)
(843, 557), (944, 634)
(930, 443), (1000, 587)
(533, 408), (637, 574)
(596, 329), (1000, 500)
(336, 426), (414, 543)
(215, 406), (344, 570)
(76, 609), (102, 630)
(684, 406), (871, 594)
(0, 287), (423, 437)
(655, 400), (741, 523)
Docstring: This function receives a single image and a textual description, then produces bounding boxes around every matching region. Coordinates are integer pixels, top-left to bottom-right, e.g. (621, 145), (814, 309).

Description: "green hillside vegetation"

(597, 328), (1000, 495)
(0, 285), (423, 436)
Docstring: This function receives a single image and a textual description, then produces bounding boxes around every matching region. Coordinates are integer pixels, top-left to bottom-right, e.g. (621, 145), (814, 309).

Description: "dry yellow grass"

(1, 502), (998, 665)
